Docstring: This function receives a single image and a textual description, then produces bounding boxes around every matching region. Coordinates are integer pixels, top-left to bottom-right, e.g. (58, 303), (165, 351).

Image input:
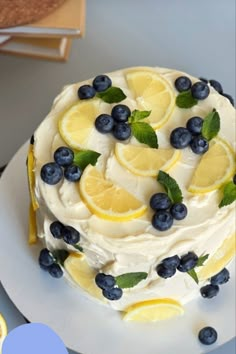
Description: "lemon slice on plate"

(79, 165), (147, 221)
(64, 253), (104, 301)
(28, 202), (37, 245)
(59, 99), (102, 150)
(188, 137), (235, 194)
(198, 233), (236, 281)
(125, 69), (175, 129)
(27, 144), (39, 211)
(0, 313), (7, 353)
(115, 143), (181, 177)
(123, 298), (184, 322)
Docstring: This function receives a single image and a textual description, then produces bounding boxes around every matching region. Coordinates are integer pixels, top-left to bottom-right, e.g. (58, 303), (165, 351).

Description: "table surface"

(0, 1), (235, 353)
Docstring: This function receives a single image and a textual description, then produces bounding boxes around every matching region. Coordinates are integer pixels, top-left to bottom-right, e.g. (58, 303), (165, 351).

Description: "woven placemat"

(0, 0), (65, 28)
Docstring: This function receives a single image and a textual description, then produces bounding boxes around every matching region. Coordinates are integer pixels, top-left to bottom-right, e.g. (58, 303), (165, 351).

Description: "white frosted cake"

(28, 66), (236, 321)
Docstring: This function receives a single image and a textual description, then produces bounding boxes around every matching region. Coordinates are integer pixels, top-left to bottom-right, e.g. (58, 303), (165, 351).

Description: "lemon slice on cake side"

(188, 137), (235, 194)
(123, 298), (184, 322)
(79, 165), (147, 221)
(27, 144), (39, 211)
(0, 313), (7, 353)
(125, 69), (175, 129)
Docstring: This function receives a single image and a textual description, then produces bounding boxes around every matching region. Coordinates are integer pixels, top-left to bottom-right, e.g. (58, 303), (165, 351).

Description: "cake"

(27, 66), (236, 321)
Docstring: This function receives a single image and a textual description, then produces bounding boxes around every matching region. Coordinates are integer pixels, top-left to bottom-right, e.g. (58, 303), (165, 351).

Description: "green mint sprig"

(202, 109), (220, 141)
(53, 249), (69, 266)
(187, 254), (209, 284)
(219, 181), (236, 208)
(73, 150), (101, 170)
(115, 272), (148, 289)
(157, 170), (183, 203)
(73, 244), (84, 252)
(96, 87), (126, 103)
(128, 109), (151, 123)
(176, 90), (198, 108)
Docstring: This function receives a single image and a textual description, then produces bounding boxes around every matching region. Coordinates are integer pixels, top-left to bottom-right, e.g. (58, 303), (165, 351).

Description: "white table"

(0, 1), (235, 353)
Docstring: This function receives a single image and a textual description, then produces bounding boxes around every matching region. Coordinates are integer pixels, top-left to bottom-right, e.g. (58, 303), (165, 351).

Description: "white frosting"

(33, 67), (236, 310)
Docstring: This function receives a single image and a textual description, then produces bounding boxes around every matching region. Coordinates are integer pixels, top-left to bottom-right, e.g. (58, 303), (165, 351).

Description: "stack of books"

(0, 0), (85, 61)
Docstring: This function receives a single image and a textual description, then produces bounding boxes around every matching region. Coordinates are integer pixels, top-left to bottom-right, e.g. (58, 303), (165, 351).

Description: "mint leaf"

(202, 110), (220, 141)
(96, 86), (126, 103)
(157, 170), (183, 203)
(197, 254), (209, 267)
(129, 109), (151, 123)
(73, 150), (101, 170)
(115, 272), (147, 289)
(131, 122), (158, 148)
(187, 254), (209, 284)
(219, 181), (236, 208)
(53, 249), (69, 266)
(176, 90), (198, 108)
(73, 244), (84, 252)
(187, 269), (199, 284)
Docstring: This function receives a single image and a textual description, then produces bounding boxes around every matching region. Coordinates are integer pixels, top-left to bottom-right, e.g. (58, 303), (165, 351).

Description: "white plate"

(0, 142), (235, 354)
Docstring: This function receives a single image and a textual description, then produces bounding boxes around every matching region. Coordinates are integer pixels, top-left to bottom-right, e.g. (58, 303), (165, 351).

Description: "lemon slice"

(79, 165), (147, 221)
(28, 202), (37, 245)
(125, 69), (175, 129)
(123, 298), (184, 322)
(115, 143), (181, 177)
(188, 138), (235, 194)
(27, 144), (39, 211)
(0, 313), (7, 353)
(59, 99), (101, 150)
(64, 253), (104, 301)
(198, 233), (236, 281)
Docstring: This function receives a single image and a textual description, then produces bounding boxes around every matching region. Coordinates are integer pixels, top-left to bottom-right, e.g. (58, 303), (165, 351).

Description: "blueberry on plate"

(95, 114), (115, 133)
(210, 268), (230, 286)
(102, 287), (123, 300)
(152, 210), (173, 231)
(156, 263), (176, 278)
(111, 104), (131, 122)
(170, 203), (188, 220)
(198, 326), (218, 345)
(40, 162), (63, 185)
(174, 76), (192, 92)
(170, 127), (192, 149)
(54, 146), (74, 167)
(191, 81), (210, 100)
(149, 193), (172, 211)
(39, 248), (55, 268)
(190, 135), (209, 155)
(93, 75), (112, 92)
(64, 164), (82, 182)
(186, 116), (203, 135)
(50, 221), (64, 239)
(78, 85), (96, 99)
(200, 284), (219, 298)
(95, 273), (116, 290)
(113, 122), (131, 140)
(162, 255), (180, 269)
(48, 263), (63, 278)
(63, 226), (80, 245)
(177, 252), (198, 272)
(209, 79), (223, 94)
(221, 93), (234, 106)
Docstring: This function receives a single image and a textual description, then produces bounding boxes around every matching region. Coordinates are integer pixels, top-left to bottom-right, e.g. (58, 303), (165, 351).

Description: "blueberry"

(113, 123), (131, 140)
(191, 81), (210, 100)
(63, 226), (80, 245)
(156, 264), (176, 278)
(64, 164), (82, 182)
(209, 79), (223, 94)
(221, 93), (234, 106)
(102, 287), (123, 300)
(149, 193), (172, 211)
(170, 127), (192, 149)
(175, 76), (192, 92)
(199, 77), (208, 84)
(40, 162), (63, 185)
(177, 252), (198, 272)
(111, 104), (131, 122)
(190, 135), (209, 155)
(48, 263), (63, 278)
(198, 326), (218, 345)
(162, 255), (180, 269)
(200, 284), (219, 299)
(50, 221), (64, 239)
(95, 114), (115, 133)
(54, 147), (74, 167)
(186, 116), (203, 135)
(233, 174), (236, 184)
(93, 75), (112, 92)
(39, 248), (55, 268)
(30, 134), (35, 145)
(210, 268), (230, 286)
(95, 273), (116, 290)
(152, 211), (173, 231)
(78, 85), (96, 99)
(170, 203), (188, 220)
